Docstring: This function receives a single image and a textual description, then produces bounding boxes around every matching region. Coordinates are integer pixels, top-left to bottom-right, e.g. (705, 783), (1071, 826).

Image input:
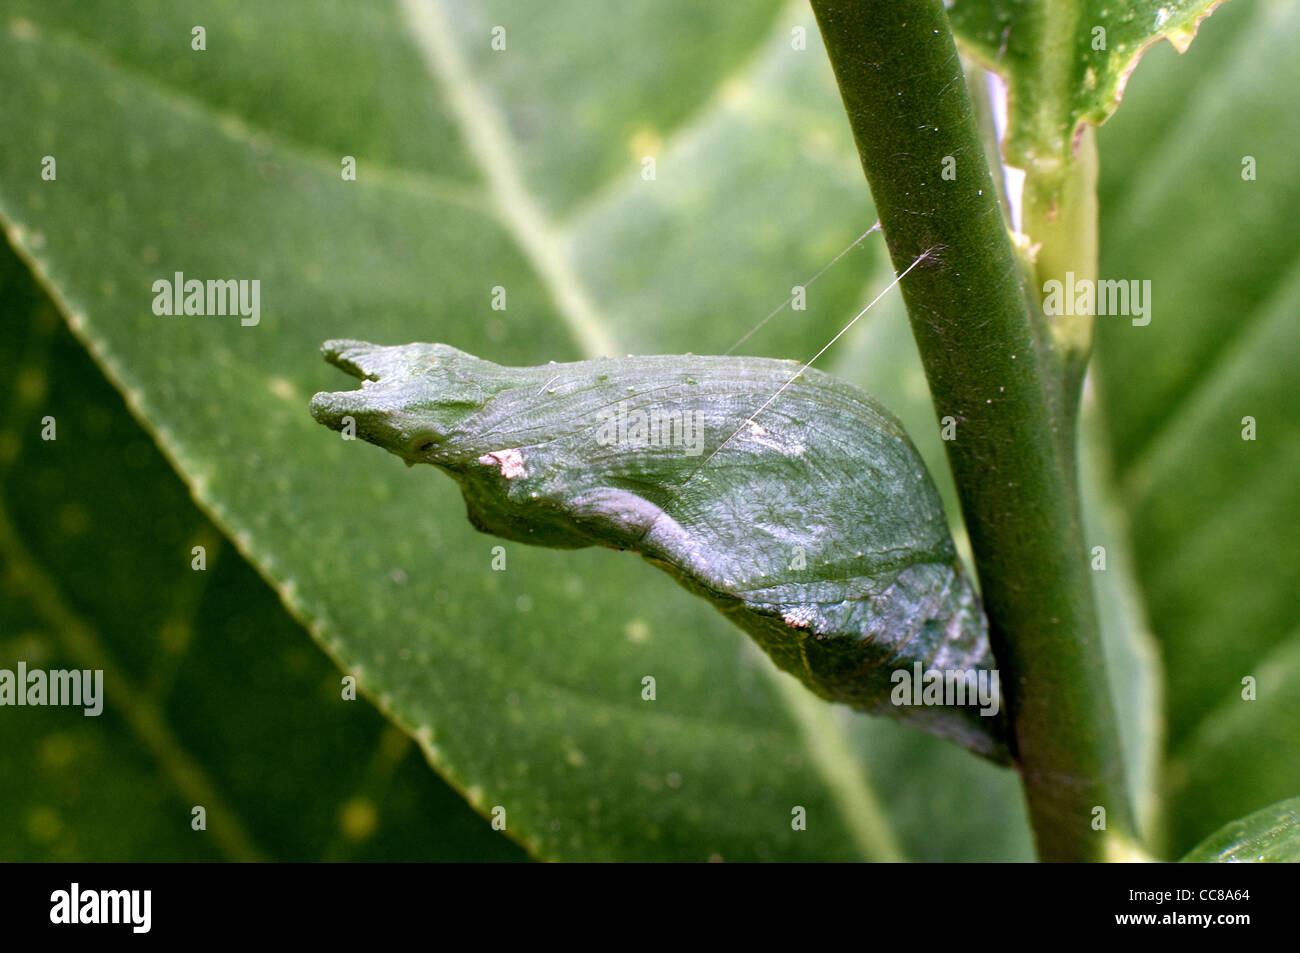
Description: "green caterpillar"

(310, 340), (1007, 760)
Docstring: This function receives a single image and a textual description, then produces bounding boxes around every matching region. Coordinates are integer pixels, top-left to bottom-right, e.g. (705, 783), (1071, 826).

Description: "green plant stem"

(1023, 125), (1099, 421)
(811, 0), (1136, 861)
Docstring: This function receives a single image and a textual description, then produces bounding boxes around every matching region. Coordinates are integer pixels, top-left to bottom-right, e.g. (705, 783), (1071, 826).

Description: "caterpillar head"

(309, 339), (498, 467)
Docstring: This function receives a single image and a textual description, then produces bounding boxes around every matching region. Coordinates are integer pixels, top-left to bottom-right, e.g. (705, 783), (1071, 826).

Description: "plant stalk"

(811, 0), (1136, 861)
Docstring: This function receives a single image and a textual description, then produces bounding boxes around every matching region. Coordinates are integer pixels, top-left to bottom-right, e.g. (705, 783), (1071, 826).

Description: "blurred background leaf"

(1093, 0), (1300, 856)
(0, 240), (524, 861)
(1180, 796), (1300, 862)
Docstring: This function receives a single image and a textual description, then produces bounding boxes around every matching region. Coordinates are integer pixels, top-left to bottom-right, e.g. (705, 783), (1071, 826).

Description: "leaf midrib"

(5, 18), (488, 213)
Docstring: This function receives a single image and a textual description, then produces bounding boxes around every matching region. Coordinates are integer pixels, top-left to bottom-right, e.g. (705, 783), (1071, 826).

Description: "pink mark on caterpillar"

(782, 607), (818, 630)
(479, 449), (527, 479)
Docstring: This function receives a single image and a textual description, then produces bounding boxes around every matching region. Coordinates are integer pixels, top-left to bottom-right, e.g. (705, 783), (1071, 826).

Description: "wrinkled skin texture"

(311, 340), (1008, 760)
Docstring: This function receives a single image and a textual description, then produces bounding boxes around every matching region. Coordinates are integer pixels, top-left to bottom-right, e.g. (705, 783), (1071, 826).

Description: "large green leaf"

(1181, 796), (1300, 863)
(1093, 0), (1300, 856)
(0, 241), (523, 861)
(0, 1), (1033, 859)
